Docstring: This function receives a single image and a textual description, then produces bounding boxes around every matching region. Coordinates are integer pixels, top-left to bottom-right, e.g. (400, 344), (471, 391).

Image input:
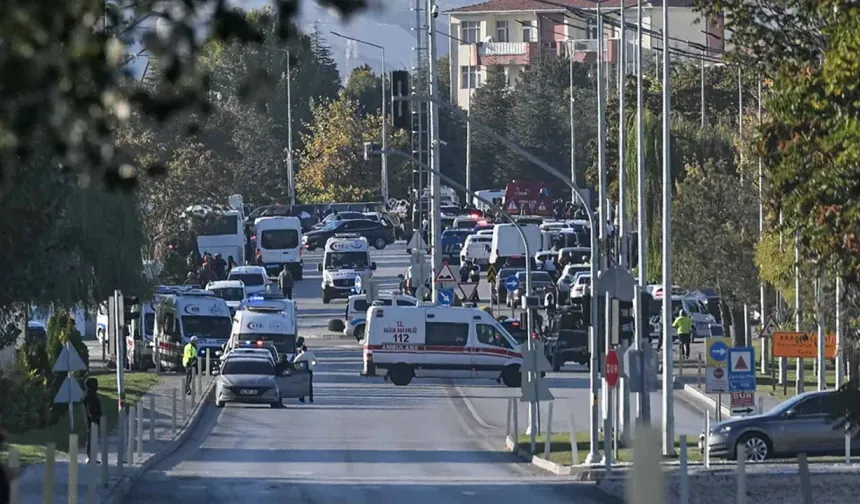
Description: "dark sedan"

(495, 267), (525, 305)
(508, 271), (558, 307)
(304, 219), (395, 251)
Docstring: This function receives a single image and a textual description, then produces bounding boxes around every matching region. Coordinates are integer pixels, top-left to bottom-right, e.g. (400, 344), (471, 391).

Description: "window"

(221, 359), (274, 376)
(425, 322), (468, 346)
(180, 316), (233, 340)
(260, 229), (299, 250)
(522, 22), (534, 42)
(477, 324), (513, 349)
(793, 396), (827, 416)
(228, 273), (265, 286)
(396, 299), (417, 306)
(460, 66), (481, 89)
(195, 214), (239, 236)
(586, 18), (599, 39)
(211, 287), (245, 302)
(495, 20), (509, 42)
(460, 21), (480, 44)
(144, 313), (155, 336)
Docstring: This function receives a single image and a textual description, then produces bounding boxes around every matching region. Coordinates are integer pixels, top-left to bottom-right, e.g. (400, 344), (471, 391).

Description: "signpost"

(437, 288), (454, 307)
(705, 337), (731, 393)
(407, 230), (428, 252)
(605, 350), (620, 388)
(53, 342), (87, 431)
(772, 331), (837, 359)
(487, 264), (497, 285)
(728, 346), (756, 392)
(354, 275), (362, 294)
(730, 391), (756, 416)
(434, 262), (459, 283)
(505, 275), (519, 293)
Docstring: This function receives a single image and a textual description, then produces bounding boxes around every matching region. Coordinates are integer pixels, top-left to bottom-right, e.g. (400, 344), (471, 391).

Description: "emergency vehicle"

(253, 216), (304, 279)
(362, 306), (523, 387)
(126, 285), (181, 370)
(343, 293), (418, 340)
(153, 289), (233, 372)
(227, 295), (300, 362)
(317, 234), (376, 304)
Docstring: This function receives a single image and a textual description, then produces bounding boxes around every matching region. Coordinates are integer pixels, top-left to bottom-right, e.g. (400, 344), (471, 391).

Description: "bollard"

(149, 395), (156, 442)
(191, 374), (197, 409)
(197, 357), (203, 396)
(117, 408), (124, 476)
(697, 353), (703, 389)
(544, 402), (554, 460)
(678, 353), (684, 378)
(627, 425), (666, 504)
(736, 443), (746, 504)
(512, 400), (519, 447)
(182, 386), (187, 421)
(88, 423), (98, 503)
(757, 396), (764, 415)
(505, 398), (512, 439)
(172, 389), (178, 433)
(846, 430), (852, 464)
(568, 413), (580, 465)
(8, 447), (19, 504)
(44, 442), (56, 504)
(100, 419), (108, 486)
(136, 403), (143, 458)
(798, 453), (813, 504)
(704, 413), (711, 468)
(127, 406), (134, 465)
(69, 433), (79, 504)
(206, 351), (211, 377)
(603, 417), (612, 470)
(679, 435), (689, 504)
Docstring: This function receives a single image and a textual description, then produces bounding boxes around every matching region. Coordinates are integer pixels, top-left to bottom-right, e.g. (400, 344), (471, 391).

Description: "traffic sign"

(772, 331), (837, 359)
(354, 275), (362, 294)
(437, 288), (454, 306)
(458, 282), (478, 302)
(487, 264), (497, 284)
(758, 315), (778, 339)
(54, 375), (83, 403)
(521, 342), (554, 402)
(730, 391), (756, 416)
(705, 337), (731, 367)
(706, 366), (728, 393)
(407, 231), (428, 251)
(53, 343), (87, 373)
(434, 262), (459, 283)
(728, 346), (756, 392)
(605, 350), (620, 387)
(507, 200), (518, 212)
(505, 275), (520, 292)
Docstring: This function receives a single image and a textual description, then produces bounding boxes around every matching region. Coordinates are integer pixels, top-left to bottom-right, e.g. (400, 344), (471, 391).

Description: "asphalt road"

(122, 345), (620, 504)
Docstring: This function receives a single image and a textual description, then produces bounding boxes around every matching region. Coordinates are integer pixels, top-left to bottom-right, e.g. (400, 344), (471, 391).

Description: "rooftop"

(445, 0), (693, 13)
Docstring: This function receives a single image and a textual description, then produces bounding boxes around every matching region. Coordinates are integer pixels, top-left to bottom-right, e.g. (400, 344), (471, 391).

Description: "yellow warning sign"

(772, 331), (837, 359)
(487, 264), (497, 284)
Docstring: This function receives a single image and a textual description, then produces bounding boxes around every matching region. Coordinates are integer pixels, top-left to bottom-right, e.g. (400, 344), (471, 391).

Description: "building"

(445, 0), (725, 110)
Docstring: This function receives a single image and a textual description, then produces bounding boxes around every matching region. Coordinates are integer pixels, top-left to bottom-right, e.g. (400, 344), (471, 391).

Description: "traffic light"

(391, 70), (411, 129)
(619, 299), (634, 344)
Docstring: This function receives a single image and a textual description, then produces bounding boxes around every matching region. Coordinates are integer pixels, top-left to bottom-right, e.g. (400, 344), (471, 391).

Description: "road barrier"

(737, 443), (746, 504)
(88, 423), (99, 502)
(505, 398), (512, 439)
(627, 425), (665, 504)
(697, 353), (703, 388)
(135, 403), (143, 458)
(44, 442), (56, 504)
(703, 412), (711, 468)
(172, 389), (178, 433)
(100, 419), (108, 486)
(149, 396), (156, 442)
(798, 453), (812, 504)
(126, 405), (134, 465)
(69, 433), (79, 504)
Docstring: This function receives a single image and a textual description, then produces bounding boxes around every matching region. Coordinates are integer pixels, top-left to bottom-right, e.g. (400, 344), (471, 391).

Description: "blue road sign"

(505, 275), (520, 293)
(354, 275), (362, 294)
(437, 288), (454, 306)
(728, 346), (756, 392)
(709, 340), (729, 362)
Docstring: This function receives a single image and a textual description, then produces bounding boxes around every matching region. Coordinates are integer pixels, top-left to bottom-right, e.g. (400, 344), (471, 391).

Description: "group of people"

(185, 252), (238, 287)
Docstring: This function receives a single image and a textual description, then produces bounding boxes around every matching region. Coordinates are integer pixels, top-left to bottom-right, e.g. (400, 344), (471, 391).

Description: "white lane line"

(454, 384), (506, 430)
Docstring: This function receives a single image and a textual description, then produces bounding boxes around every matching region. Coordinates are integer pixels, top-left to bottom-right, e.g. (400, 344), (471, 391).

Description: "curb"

(98, 378), (217, 504)
(680, 383), (732, 418)
(504, 435), (616, 481)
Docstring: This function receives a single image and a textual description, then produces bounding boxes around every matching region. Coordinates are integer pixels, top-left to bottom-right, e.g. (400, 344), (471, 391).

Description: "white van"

(344, 293), (418, 339)
(153, 289), (233, 371)
(459, 234), (492, 267)
(318, 234), (376, 304)
(206, 280), (246, 316)
(362, 305), (523, 387)
(254, 216), (303, 279)
(228, 297), (299, 362)
(226, 265), (271, 296)
(489, 223), (543, 266)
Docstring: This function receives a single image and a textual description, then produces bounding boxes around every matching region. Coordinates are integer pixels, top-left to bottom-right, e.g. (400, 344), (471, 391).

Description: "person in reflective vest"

(183, 336), (198, 395)
(673, 311), (694, 360)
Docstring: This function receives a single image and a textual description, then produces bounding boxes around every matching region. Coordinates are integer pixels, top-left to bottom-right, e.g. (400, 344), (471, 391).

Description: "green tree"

(343, 65), (383, 116)
(469, 66), (512, 189)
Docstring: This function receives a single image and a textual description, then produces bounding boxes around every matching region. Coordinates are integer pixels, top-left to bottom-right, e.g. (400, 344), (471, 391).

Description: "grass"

(516, 432), (703, 466)
(2, 371), (160, 467)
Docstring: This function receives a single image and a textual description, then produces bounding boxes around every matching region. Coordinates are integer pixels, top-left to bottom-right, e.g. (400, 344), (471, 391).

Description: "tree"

(296, 96), (410, 203)
(343, 65), (383, 116)
(469, 66), (513, 189)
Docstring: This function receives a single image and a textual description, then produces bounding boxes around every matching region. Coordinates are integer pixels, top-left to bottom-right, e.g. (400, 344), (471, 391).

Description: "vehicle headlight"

(716, 425), (731, 434)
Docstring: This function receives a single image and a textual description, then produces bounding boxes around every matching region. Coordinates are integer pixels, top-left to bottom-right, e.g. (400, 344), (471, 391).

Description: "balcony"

(558, 38), (619, 64)
(476, 41), (540, 66)
(475, 38), (619, 66)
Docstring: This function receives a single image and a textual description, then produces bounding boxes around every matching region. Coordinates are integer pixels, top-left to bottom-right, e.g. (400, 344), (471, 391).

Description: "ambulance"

(226, 294), (300, 362)
(361, 306), (523, 387)
(317, 234), (377, 304)
(126, 285), (181, 370)
(153, 289), (233, 372)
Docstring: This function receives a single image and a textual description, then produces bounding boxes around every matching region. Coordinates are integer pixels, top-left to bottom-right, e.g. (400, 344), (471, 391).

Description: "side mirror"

(317, 264), (323, 272)
(371, 262), (377, 270)
(785, 409), (797, 418)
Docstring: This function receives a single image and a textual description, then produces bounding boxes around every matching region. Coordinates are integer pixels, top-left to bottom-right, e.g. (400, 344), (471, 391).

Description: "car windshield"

(221, 359), (274, 375)
(180, 316), (232, 340)
(211, 287), (245, 301)
(321, 220), (342, 231)
(260, 229), (299, 249)
(228, 273), (264, 286)
(517, 272), (553, 284)
(325, 251), (368, 270)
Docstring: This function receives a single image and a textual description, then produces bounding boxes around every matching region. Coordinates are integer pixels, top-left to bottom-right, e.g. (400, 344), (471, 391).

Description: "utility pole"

(286, 52), (295, 206)
(816, 276), (825, 391)
(836, 278), (844, 387)
(466, 44), (473, 199)
(569, 42), (577, 196)
(758, 75), (767, 375)
(795, 234), (804, 394)
(381, 48), (389, 202)
(635, 0), (650, 425)
(661, 0), (675, 457)
(618, 0), (628, 269)
(427, 0), (442, 302)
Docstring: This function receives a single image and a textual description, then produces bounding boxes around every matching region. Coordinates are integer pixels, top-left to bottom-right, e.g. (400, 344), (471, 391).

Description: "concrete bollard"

(149, 395), (156, 442)
(627, 425), (666, 504)
(182, 386), (187, 421)
(568, 413), (580, 465)
(679, 435), (689, 504)
(172, 389), (178, 433)
(8, 447), (19, 504)
(191, 372), (197, 407)
(88, 423), (98, 503)
(206, 351), (211, 377)
(736, 443), (746, 504)
(136, 403), (143, 458)
(846, 430), (852, 464)
(679, 354), (684, 378)
(798, 453), (813, 504)
(126, 406), (134, 465)
(196, 357), (203, 396)
(505, 398), (512, 439)
(100, 419), (108, 486)
(603, 417), (612, 470)
(512, 400), (519, 446)
(704, 412), (711, 468)
(69, 433), (79, 504)
(697, 353), (703, 388)
(44, 442), (56, 504)
(544, 402), (554, 460)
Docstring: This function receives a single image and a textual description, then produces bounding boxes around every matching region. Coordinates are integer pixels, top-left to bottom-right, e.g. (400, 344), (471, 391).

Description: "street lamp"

(255, 44), (295, 206)
(330, 31), (390, 203)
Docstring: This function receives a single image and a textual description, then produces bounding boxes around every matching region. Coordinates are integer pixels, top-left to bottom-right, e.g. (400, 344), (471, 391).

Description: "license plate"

(240, 389), (257, 396)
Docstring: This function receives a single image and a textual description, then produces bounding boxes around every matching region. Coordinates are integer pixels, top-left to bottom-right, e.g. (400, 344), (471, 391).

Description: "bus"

(185, 205), (246, 265)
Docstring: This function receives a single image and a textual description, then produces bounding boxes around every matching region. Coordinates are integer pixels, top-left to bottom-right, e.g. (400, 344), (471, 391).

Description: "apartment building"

(445, 0), (725, 110)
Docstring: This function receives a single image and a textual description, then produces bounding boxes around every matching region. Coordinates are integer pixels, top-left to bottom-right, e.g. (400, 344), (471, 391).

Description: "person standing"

(183, 336), (198, 395)
(294, 345), (317, 403)
(673, 310), (694, 360)
(278, 265), (294, 299)
(83, 377), (102, 464)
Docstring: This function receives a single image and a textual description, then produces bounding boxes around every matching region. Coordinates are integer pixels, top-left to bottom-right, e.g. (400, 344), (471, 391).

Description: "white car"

(459, 234), (492, 267)
(557, 263), (590, 295)
(569, 273), (591, 299)
(226, 266), (271, 296)
(206, 280), (247, 316)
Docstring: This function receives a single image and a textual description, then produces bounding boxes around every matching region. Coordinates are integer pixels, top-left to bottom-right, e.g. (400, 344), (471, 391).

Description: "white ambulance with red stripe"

(362, 306), (523, 387)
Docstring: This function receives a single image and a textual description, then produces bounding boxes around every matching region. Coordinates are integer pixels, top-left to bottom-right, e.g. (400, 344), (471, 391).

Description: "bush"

(0, 365), (53, 433)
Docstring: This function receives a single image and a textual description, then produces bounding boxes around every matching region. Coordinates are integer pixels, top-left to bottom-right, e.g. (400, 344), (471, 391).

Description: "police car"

(317, 234), (377, 304)
(362, 305), (523, 387)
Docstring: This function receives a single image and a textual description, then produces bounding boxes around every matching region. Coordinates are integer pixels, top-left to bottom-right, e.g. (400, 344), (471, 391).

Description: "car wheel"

(736, 433), (771, 461)
(501, 365), (522, 388)
(388, 364), (413, 386)
(374, 237), (387, 250)
(354, 324), (366, 341)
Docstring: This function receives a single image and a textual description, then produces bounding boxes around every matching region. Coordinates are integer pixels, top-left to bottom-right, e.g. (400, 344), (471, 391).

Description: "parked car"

(304, 219), (395, 251)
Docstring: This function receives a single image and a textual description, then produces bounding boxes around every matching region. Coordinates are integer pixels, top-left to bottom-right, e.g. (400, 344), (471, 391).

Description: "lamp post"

(330, 31), (389, 203)
(257, 45), (295, 205)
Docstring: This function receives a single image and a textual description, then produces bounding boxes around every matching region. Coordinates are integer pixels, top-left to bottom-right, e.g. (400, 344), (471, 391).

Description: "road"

(122, 345), (619, 504)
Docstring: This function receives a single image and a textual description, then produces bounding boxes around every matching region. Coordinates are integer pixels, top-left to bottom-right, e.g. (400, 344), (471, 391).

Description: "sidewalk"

(15, 371), (215, 504)
(676, 375), (781, 419)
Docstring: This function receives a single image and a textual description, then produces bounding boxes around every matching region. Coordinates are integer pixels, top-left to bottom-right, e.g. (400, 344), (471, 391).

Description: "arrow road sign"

(705, 337), (731, 367)
(731, 392), (756, 416)
(437, 288), (454, 306)
(710, 341), (728, 361)
(354, 275), (362, 294)
(505, 275), (520, 292)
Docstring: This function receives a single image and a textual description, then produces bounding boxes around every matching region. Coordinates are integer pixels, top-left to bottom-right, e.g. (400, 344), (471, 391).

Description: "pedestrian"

(294, 345), (317, 403)
(459, 261), (471, 283)
(226, 255), (237, 275)
(198, 262), (217, 287)
(183, 336), (198, 395)
(184, 271), (200, 287)
(83, 377), (102, 464)
(673, 310), (694, 360)
(278, 265), (294, 299)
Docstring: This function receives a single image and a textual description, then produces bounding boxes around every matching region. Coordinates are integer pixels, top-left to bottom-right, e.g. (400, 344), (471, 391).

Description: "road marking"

(453, 384), (503, 430)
